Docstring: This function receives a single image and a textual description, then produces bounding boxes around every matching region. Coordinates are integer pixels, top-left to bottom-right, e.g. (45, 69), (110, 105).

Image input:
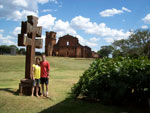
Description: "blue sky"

(0, 0), (150, 52)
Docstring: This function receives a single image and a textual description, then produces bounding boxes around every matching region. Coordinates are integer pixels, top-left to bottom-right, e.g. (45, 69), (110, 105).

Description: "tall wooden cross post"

(18, 15), (43, 95)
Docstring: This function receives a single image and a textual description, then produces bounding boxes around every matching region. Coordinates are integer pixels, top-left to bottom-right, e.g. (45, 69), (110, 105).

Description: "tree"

(112, 39), (129, 57)
(112, 49), (123, 58)
(128, 29), (150, 57)
(18, 48), (26, 55)
(98, 45), (113, 58)
(0, 45), (11, 54)
(112, 29), (150, 58)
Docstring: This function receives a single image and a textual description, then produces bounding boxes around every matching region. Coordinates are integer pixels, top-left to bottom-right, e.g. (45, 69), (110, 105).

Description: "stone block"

(27, 15), (38, 26)
(35, 38), (43, 48)
(18, 34), (32, 46)
(19, 79), (32, 95)
(36, 26), (42, 37)
(18, 34), (25, 46)
(21, 21), (33, 34)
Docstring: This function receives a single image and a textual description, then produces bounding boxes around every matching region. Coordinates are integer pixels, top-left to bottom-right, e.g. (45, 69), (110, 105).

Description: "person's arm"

(47, 70), (50, 79)
(32, 67), (35, 80)
(47, 62), (50, 78)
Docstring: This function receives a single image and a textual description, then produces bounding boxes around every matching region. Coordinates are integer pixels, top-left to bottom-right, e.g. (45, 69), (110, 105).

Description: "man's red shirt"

(40, 60), (50, 78)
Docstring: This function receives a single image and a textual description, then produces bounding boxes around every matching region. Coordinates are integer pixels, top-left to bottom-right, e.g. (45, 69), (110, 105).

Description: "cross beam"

(18, 34), (43, 48)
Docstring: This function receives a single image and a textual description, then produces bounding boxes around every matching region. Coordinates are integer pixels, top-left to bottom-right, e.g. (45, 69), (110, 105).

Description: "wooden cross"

(18, 15), (43, 79)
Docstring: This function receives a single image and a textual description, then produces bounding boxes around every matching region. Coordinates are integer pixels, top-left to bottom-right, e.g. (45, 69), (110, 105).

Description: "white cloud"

(71, 16), (93, 30)
(10, 10), (38, 21)
(99, 7), (131, 17)
(104, 32), (131, 43)
(0, 0), (58, 21)
(0, 33), (16, 45)
(38, 14), (56, 30)
(90, 37), (100, 42)
(53, 19), (77, 37)
(104, 37), (114, 43)
(75, 35), (98, 47)
(1, 40), (16, 45)
(12, 27), (21, 36)
(42, 9), (52, 12)
(142, 13), (150, 24)
(49, 0), (58, 4)
(0, 0), (39, 21)
(0, 5), (3, 8)
(37, 0), (58, 4)
(99, 8), (123, 17)
(0, 29), (4, 33)
(12, 0), (28, 7)
(122, 7), (131, 12)
(71, 16), (131, 42)
(141, 25), (148, 29)
(86, 42), (98, 47)
(37, 0), (49, 4)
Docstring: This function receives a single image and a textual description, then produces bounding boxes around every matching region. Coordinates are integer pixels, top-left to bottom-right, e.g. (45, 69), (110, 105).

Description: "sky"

(0, 0), (150, 52)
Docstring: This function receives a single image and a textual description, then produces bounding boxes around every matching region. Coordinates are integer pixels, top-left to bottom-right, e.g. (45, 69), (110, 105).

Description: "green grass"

(0, 55), (149, 113)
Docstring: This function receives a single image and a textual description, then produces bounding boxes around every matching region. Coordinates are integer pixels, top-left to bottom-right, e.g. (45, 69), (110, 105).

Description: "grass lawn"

(0, 55), (149, 113)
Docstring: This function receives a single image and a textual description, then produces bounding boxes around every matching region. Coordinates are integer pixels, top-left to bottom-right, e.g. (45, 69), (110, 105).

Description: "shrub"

(72, 57), (150, 105)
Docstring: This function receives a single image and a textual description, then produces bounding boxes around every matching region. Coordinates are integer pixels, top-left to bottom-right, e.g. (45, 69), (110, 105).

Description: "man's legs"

(40, 78), (45, 96)
(45, 77), (49, 97)
(46, 84), (48, 97)
(41, 77), (49, 97)
(41, 84), (44, 96)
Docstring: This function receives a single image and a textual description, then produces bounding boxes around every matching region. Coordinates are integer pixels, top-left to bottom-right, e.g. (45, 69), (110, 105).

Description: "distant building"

(45, 31), (98, 58)
(10, 47), (16, 55)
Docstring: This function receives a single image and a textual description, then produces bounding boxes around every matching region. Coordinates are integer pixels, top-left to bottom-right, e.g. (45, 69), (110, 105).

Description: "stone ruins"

(45, 31), (99, 58)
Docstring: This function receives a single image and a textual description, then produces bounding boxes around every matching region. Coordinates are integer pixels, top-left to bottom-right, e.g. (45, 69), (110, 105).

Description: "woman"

(31, 57), (41, 97)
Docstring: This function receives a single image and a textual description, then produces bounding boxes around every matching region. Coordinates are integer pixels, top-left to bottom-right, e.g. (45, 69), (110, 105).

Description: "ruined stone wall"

(76, 46), (82, 57)
(82, 46), (92, 58)
(57, 35), (78, 47)
(45, 32), (94, 58)
(53, 35), (80, 57)
(54, 46), (76, 57)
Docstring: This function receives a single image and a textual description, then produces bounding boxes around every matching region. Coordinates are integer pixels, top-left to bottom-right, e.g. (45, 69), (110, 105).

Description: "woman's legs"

(36, 85), (39, 97)
(31, 86), (35, 97)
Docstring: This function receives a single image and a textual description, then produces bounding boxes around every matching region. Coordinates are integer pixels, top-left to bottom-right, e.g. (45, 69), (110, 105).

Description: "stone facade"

(45, 31), (97, 58)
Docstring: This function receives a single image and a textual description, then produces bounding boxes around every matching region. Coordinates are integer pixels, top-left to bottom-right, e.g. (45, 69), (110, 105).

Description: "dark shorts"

(40, 77), (49, 85)
(32, 79), (40, 86)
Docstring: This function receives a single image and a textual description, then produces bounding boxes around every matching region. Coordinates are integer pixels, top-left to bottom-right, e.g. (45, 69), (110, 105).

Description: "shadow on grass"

(0, 88), (19, 95)
(39, 97), (149, 113)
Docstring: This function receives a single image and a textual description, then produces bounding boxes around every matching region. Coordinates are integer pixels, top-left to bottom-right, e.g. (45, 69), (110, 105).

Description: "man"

(40, 54), (50, 97)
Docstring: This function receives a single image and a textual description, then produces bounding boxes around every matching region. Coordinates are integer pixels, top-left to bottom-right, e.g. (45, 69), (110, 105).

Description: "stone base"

(19, 79), (32, 95)
(19, 78), (41, 96)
